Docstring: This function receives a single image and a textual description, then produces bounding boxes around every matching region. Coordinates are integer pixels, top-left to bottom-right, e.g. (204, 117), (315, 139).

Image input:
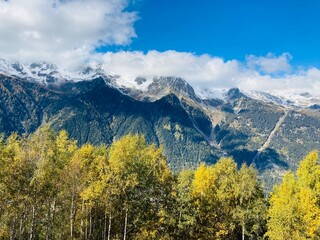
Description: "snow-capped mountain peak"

(0, 59), (110, 85)
(1, 59), (320, 109)
(242, 90), (320, 108)
(194, 87), (228, 100)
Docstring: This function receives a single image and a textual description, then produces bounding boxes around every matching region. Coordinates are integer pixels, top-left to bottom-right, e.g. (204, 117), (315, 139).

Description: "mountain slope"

(1, 60), (320, 189)
(0, 74), (221, 170)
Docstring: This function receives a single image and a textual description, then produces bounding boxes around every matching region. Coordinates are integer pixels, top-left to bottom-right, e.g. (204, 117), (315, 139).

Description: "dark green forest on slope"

(0, 127), (320, 240)
(2, 75), (320, 196)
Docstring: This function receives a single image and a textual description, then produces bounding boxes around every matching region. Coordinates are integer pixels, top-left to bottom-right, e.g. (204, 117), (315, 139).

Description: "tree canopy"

(0, 127), (319, 239)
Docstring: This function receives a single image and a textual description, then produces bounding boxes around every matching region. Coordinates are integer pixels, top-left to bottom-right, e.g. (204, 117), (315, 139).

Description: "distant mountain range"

(1, 59), (320, 189)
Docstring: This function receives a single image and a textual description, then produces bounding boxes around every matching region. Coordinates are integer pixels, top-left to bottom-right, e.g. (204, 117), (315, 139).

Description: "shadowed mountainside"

(1, 74), (320, 188)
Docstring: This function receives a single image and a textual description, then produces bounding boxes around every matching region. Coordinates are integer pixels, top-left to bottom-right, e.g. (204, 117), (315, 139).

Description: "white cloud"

(99, 50), (241, 89)
(0, 1), (319, 96)
(0, 0), (137, 67)
(94, 50), (320, 96)
(246, 52), (292, 74)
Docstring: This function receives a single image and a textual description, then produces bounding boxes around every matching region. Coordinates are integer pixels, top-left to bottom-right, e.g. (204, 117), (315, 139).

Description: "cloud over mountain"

(0, 0), (320, 96)
(0, 0), (137, 66)
(246, 53), (292, 74)
(97, 50), (320, 96)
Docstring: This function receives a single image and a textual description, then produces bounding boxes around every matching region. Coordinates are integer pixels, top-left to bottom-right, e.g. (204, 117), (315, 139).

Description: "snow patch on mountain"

(1, 59), (320, 109)
(116, 76), (153, 91)
(242, 90), (320, 108)
(194, 87), (227, 100)
(0, 59), (109, 84)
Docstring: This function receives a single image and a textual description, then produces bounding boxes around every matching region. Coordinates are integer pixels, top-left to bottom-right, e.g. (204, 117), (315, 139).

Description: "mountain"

(242, 90), (320, 108)
(1, 59), (320, 189)
(0, 59), (113, 85)
(0, 72), (220, 171)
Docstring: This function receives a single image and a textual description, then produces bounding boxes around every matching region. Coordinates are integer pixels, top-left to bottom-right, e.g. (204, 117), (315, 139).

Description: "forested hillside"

(1, 127), (319, 239)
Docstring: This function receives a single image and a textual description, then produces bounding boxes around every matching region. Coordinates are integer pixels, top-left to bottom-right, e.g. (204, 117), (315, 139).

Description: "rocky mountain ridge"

(1, 60), (320, 189)
(1, 59), (319, 108)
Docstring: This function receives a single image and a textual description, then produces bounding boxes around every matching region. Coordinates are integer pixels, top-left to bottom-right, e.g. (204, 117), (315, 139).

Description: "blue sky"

(1, 0), (320, 95)
(106, 0), (320, 68)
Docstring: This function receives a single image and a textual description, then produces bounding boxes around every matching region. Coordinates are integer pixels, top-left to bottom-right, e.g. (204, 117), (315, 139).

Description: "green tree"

(175, 169), (196, 239)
